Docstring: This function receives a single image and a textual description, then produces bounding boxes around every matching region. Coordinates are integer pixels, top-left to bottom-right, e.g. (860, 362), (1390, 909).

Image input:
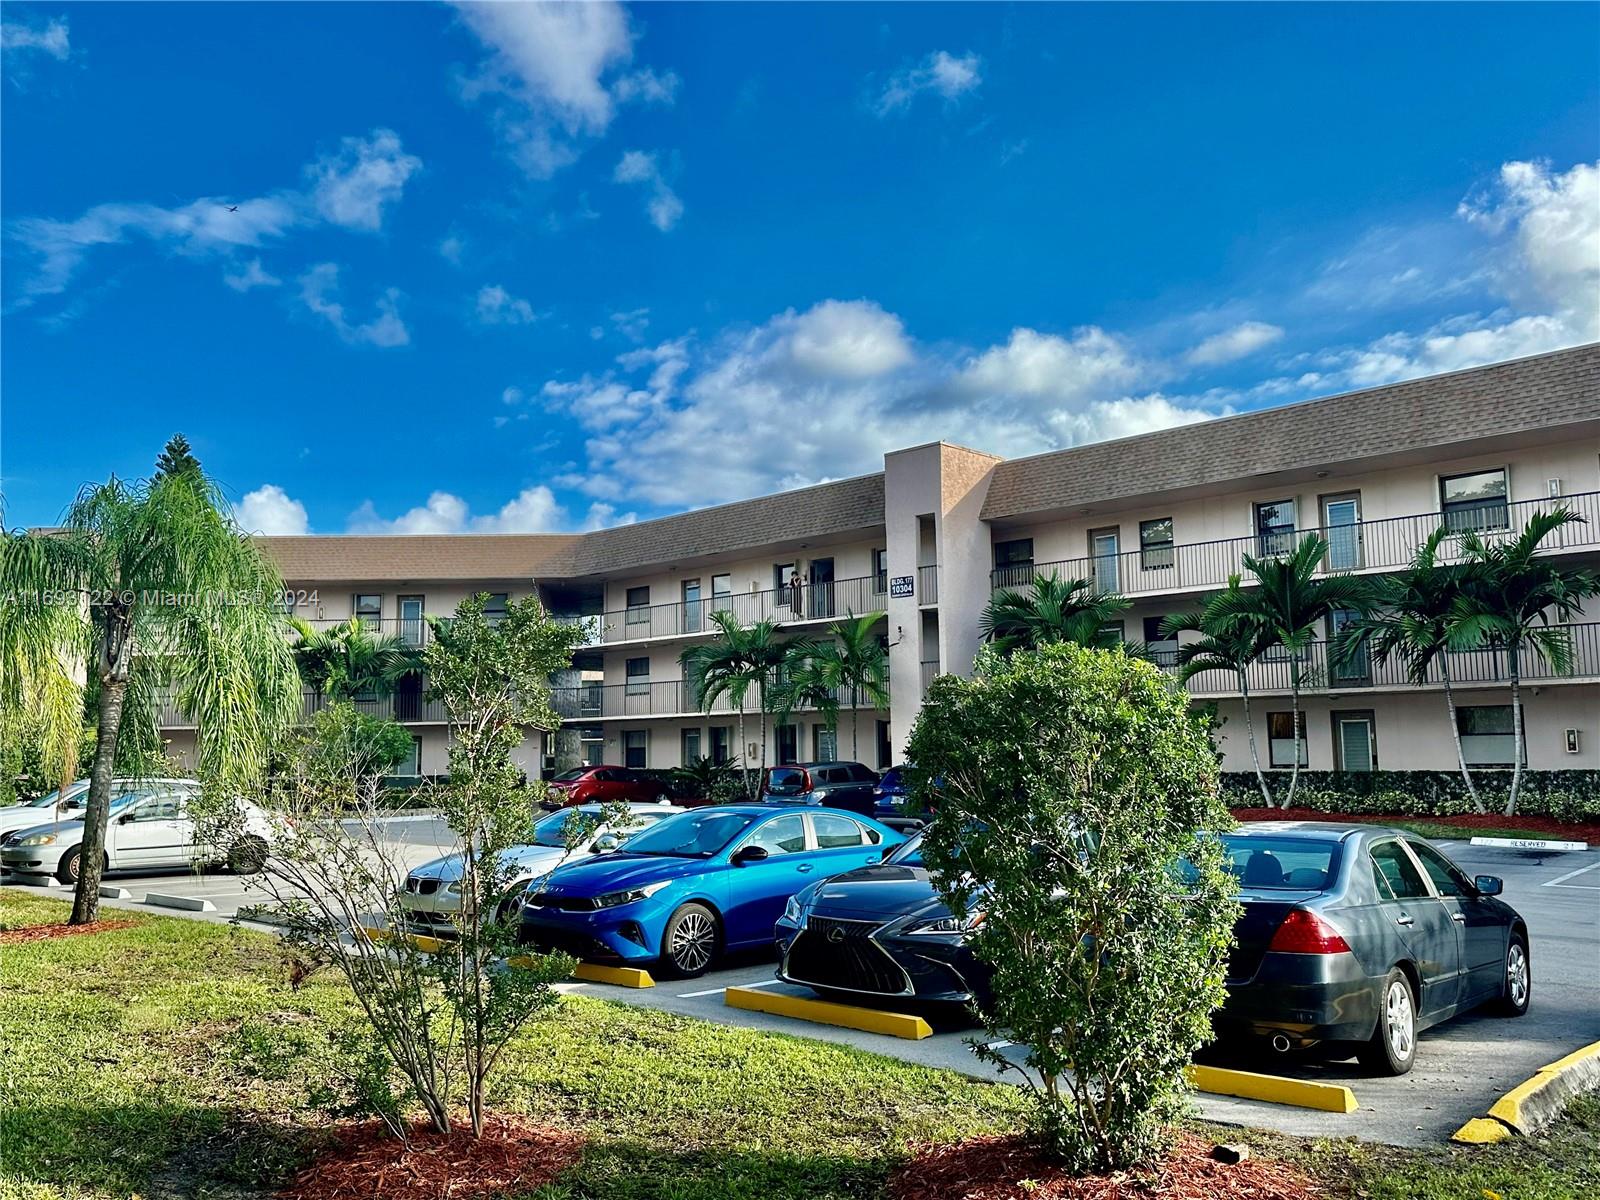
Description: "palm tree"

(680, 611), (790, 798)
(773, 646), (838, 759)
(1334, 527), (1487, 811)
(779, 612), (889, 762)
(980, 574), (1133, 654)
(290, 616), (419, 703)
(1453, 509), (1600, 815)
(0, 469), (300, 923)
(1192, 537), (1374, 808)
(1163, 582), (1278, 807)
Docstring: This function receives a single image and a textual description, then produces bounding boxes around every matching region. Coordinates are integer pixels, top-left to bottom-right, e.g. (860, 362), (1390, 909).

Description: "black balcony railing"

(157, 687), (448, 728)
(991, 490), (1600, 596)
(565, 574), (889, 646)
(549, 679), (889, 721)
(1165, 622), (1600, 699)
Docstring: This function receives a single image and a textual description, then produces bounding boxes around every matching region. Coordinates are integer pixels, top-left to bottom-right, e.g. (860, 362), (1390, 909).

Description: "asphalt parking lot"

(5, 823), (1595, 1147)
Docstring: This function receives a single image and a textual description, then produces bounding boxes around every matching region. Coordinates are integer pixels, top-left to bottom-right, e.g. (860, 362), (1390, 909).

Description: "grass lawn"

(1, 892), (1595, 1200)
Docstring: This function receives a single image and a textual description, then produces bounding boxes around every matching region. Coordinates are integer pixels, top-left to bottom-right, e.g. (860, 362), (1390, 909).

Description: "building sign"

(889, 575), (915, 599)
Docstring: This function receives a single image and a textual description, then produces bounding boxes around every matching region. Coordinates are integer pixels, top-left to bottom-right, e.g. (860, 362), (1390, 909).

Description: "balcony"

(991, 490), (1600, 598)
(564, 573), (890, 647)
(550, 679), (889, 721)
(1164, 622), (1600, 699)
(288, 615), (432, 648)
(157, 688), (448, 729)
(918, 564), (939, 605)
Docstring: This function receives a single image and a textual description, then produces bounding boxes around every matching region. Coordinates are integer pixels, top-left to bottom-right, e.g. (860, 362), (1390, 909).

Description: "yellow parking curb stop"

(1482, 1039), (1600, 1136)
(1186, 1064), (1358, 1114)
(724, 986), (933, 1039)
(1451, 1117), (1512, 1144)
(508, 953), (655, 988)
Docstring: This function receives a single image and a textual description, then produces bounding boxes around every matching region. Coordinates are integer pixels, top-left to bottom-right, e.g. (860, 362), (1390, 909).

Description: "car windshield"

(764, 767), (809, 796)
(531, 806), (604, 847)
(878, 769), (903, 790)
(619, 810), (757, 858)
(1212, 834), (1338, 891)
(886, 831), (924, 867)
(552, 768), (590, 783)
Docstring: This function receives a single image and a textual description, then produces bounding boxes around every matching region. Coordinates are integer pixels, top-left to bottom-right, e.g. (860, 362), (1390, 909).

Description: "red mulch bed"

(1232, 806), (1600, 844)
(279, 1116), (583, 1200)
(0, 919), (135, 946)
(889, 1133), (1323, 1200)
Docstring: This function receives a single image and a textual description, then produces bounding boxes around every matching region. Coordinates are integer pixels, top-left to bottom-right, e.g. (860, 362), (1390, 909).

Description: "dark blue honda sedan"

(518, 805), (903, 977)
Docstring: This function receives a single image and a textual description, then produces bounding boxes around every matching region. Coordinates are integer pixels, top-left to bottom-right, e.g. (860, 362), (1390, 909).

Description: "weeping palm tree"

(0, 589), (84, 801)
(779, 612), (889, 762)
(1163, 583), (1278, 807)
(980, 574), (1133, 654)
(680, 611), (791, 797)
(290, 616), (420, 703)
(1453, 508), (1599, 815)
(1202, 536), (1375, 808)
(1334, 527), (1486, 811)
(0, 470), (300, 922)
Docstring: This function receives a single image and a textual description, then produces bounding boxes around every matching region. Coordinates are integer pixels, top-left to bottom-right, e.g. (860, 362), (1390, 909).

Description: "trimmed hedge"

(1220, 769), (1600, 823)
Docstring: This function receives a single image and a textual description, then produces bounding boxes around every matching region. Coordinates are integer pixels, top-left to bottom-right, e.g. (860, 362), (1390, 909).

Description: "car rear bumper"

(1215, 952), (1381, 1045)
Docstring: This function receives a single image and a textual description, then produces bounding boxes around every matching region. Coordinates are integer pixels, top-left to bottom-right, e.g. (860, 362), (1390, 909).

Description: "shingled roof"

(258, 534), (582, 582)
(981, 343), (1600, 522)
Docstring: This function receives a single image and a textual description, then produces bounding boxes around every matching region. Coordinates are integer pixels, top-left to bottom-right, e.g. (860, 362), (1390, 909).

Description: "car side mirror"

(590, 834), (620, 854)
(731, 844), (769, 866)
(1474, 874), (1504, 896)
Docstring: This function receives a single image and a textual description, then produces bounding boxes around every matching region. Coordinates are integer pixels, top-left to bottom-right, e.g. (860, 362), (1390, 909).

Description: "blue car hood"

(541, 852), (715, 897)
(801, 862), (949, 922)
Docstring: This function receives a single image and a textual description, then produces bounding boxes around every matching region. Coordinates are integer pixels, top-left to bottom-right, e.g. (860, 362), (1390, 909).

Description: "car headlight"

(782, 895), (802, 923)
(15, 833), (57, 848)
(446, 881), (462, 894)
(902, 909), (984, 936)
(590, 880), (672, 910)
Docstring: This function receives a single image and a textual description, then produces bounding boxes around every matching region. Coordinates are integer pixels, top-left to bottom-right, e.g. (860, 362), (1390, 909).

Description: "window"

(710, 726), (732, 766)
(774, 563), (798, 608)
(1139, 518), (1174, 570)
(1144, 616), (1178, 667)
(681, 579), (702, 634)
(743, 813), (807, 856)
(396, 736), (422, 778)
(1370, 841), (1430, 900)
(482, 593), (509, 624)
(1407, 841), (1469, 898)
(813, 725), (837, 762)
(993, 538), (1034, 587)
(1268, 711), (1307, 768)
(712, 574), (732, 612)
(1217, 835), (1336, 890)
(1088, 528), (1120, 594)
(776, 723), (798, 764)
(1321, 493), (1363, 570)
(1457, 705), (1522, 766)
(1254, 499), (1297, 556)
(871, 548), (888, 594)
(625, 586), (651, 626)
(625, 657), (650, 696)
(1333, 711), (1376, 772)
(681, 728), (702, 764)
(1328, 609), (1370, 684)
(1441, 468), (1508, 533)
(812, 813), (866, 849)
(622, 730), (647, 769)
(353, 594), (382, 628)
(398, 596), (425, 648)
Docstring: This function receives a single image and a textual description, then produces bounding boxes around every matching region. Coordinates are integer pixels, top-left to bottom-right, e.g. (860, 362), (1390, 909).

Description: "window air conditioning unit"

(1548, 478), (1563, 498)
(1564, 728), (1581, 755)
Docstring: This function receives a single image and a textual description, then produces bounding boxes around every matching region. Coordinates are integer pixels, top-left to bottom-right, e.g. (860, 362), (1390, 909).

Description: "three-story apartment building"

(157, 344), (1600, 780)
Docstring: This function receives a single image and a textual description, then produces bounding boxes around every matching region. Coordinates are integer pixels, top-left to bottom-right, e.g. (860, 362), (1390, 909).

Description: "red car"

(546, 766), (676, 808)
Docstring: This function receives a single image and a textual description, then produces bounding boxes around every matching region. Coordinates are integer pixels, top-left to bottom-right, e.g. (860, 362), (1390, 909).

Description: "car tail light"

(1268, 908), (1351, 954)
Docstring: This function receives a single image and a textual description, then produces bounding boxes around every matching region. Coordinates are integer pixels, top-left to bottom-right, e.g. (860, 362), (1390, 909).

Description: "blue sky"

(3, 2), (1596, 535)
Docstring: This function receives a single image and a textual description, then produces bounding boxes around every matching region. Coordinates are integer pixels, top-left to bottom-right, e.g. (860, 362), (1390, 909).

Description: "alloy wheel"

(1385, 979), (1414, 1060)
(1507, 943), (1529, 1007)
(670, 910), (714, 973)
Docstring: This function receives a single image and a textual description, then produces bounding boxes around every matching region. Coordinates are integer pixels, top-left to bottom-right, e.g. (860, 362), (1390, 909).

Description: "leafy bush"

(906, 643), (1238, 1172)
(1218, 770), (1600, 822)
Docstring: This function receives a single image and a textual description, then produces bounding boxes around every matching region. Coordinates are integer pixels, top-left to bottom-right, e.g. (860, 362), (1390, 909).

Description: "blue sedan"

(517, 805), (904, 977)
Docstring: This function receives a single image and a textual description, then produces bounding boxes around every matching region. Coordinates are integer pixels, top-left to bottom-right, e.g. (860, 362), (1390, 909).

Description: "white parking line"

(678, 978), (785, 998)
(1543, 860), (1600, 889)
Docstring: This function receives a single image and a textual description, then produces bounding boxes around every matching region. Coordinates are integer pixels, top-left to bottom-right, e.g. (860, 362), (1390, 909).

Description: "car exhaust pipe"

(1269, 1033), (1292, 1054)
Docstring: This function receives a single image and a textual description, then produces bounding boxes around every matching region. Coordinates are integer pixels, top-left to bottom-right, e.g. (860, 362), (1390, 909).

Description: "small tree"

(980, 574), (1132, 655)
(906, 643), (1237, 1172)
(680, 611), (788, 796)
(789, 612), (889, 762)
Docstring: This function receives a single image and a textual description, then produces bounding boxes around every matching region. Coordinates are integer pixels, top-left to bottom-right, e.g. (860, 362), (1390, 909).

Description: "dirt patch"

(889, 1132), (1324, 1200)
(279, 1116), (583, 1200)
(1233, 807), (1600, 844)
(0, 919), (136, 945)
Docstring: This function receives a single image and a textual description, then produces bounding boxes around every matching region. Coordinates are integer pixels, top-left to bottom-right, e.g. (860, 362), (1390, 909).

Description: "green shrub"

(1219, 769), (1599, 822)
(906, 644), (1238, 1172)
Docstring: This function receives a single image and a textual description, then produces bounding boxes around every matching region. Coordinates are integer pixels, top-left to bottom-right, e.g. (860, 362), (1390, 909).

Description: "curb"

(1186, 1064), (1358, 1114)
(724, 986), (933, 1039)
(1468, 836), (1590, 853)
(144, 893), (217, 912)
(1451, 1039), (1600, 1143)
(509, 953), (655, 988)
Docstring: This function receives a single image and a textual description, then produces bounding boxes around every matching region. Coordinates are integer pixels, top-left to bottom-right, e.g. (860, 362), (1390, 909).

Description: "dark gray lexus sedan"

(1206, 822), (1530, 1075)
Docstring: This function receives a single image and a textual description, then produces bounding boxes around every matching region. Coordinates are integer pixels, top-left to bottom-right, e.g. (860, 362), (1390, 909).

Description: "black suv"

(759, 761), (880, 817)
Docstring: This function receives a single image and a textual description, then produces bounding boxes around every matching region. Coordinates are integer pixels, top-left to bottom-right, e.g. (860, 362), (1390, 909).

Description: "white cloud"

(306, 129), (421, 232)
(346, 485), (626, 534)
(453, 0), (674, 178)
(475, 283), (536, 325)
(950, 326), (1144, 403)
(10, 128), (420, 302)
(299, 264), (410, 348)
(1186, 320), (1285, 367)
(235, 485), (310, 536)
(1, 15), (69, 59)
(875, 50), (982, 115)
(223, 258), (281, 292)
(612, 150), (682, 231)
(438, 233), (465, 265)
(783, 299), (913, 378)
